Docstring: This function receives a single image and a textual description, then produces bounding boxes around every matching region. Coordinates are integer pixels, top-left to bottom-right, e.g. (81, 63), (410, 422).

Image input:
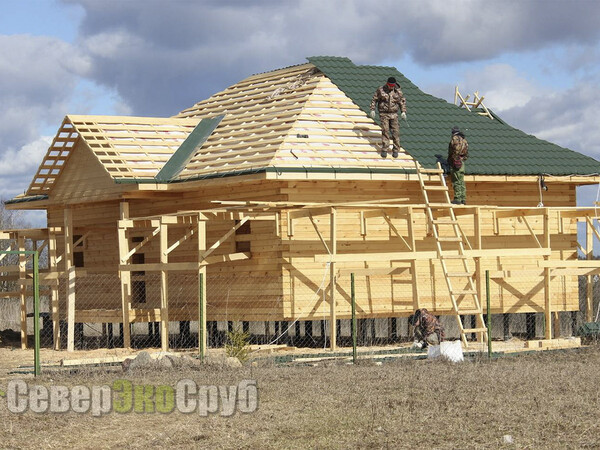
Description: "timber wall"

(45, 178), (578, 323)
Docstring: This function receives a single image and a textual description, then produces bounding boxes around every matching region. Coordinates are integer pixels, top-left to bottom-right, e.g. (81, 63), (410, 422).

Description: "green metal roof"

(155, 114), (224, 182)
(308, 56), (600, 176)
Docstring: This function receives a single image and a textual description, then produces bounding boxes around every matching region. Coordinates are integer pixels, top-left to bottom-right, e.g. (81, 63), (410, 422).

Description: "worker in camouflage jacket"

(370, 77), (407, 159)
(447, 126), (469, 205)
(409, 308), (444, 349)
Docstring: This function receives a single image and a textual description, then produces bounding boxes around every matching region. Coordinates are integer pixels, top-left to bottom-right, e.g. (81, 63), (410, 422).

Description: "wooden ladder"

(415, 161), (488, 347)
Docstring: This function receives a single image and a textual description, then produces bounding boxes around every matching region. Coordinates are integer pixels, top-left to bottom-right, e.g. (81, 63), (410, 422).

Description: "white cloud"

(0, 136), (52, 201)
(460, 64), (547, 112)
(0, 34), (90, 150)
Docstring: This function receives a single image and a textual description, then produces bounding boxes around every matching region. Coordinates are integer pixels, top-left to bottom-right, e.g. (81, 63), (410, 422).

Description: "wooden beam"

(309, 213), (331, 255)
(160, 217), (169, 351)
(64, 208), (76, 352)
(118, 202), (131, 348)
(200, 216), (249, 261)
(329, 207), (337, 351)
(18, 235), (27, 349)
(337, 267), (410, 277)
(537, 260), (600, 268)
(118, 252), (251, 272)
(48, 230), (60, 350)
(586, 217), (594, 322)
(123, 225), (160, 262)
(494, 208), (548, 219)
(198, 215), (207, 357)
(407, 206), (420, 310)
(543, 208), (551, 339)
(315, 247), (552, 263)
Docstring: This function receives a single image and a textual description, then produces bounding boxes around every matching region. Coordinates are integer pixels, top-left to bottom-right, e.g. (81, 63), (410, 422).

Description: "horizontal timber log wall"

(39, 178), (581, 324)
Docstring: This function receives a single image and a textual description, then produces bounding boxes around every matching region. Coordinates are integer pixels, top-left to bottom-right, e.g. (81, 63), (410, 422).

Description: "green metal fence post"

(351, 273), (357, 364)
(486, 269), (492, 359)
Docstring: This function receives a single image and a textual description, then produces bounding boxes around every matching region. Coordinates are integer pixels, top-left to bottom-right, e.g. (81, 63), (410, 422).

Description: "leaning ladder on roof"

(414, 161), (488, 347)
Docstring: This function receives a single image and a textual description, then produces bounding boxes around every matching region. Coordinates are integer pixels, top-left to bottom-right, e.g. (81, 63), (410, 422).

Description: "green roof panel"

(308, 56), (600, 176)
(155, 114), (224, 182)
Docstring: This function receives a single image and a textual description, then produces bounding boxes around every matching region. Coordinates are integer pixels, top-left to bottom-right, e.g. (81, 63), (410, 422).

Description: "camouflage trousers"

(379, 112), (400, 151)
(450, 164), (466, 203)
(414, 328), (440, 347)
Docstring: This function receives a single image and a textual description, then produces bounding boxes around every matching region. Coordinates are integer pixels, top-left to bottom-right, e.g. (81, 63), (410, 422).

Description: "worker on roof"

(408, 308), (444, 349)
(370, 77), (407, 159)
(447, 126), (469, 205)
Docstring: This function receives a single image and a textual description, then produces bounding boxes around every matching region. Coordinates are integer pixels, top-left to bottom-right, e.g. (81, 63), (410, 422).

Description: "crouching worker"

(408, 308), (444, 349)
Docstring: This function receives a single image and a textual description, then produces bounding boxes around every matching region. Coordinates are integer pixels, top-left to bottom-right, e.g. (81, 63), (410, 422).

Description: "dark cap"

(451, 126), (461, 135)
(387, 77), (397, 84)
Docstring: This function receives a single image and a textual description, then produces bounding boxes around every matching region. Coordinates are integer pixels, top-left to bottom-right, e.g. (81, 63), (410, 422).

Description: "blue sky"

(2, 0), (600, 235)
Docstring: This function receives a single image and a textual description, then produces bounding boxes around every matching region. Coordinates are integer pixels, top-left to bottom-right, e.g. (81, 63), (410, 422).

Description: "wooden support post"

(407, 207), (420, 310)
(64, 209), (76, 352)
(18, 235), (27, 349)
(48, 231), (60, 350)
(543, 208), (552, 339)
(160, 217), (169, 351)
(553, 311), (561, 338)
(117, 202), (131, 348)
(586, 218), (594, 322)
(474, 207), (484, 342)
(329, 207), (337, 350)
(197, 217), (207, 356)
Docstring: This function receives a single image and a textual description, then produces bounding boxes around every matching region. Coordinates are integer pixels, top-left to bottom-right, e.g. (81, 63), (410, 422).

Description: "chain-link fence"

(2, 269), (600, 352)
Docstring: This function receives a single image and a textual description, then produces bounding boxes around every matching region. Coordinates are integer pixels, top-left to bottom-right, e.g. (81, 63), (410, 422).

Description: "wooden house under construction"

(4, 56), (600, 352)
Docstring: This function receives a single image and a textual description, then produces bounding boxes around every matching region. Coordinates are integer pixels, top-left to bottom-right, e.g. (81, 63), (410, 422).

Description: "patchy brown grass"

(1, 346), (600, 449)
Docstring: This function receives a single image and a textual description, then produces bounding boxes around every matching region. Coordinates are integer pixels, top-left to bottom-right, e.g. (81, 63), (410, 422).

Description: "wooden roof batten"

(9, 56), (600, 209)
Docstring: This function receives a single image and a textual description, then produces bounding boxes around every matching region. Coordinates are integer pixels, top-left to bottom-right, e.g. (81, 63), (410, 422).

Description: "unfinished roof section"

(174, 63), (415, 179)
(21, 56), (600, 200)
(27, 115), (200, 195)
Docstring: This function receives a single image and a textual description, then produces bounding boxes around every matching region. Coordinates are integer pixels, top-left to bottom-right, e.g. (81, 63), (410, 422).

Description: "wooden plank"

(118, 202), (132, 348)
(17, 235), (27, 349)
(64, 208), (76, 352)
(315, 247), (552, 262)
(160, 217), (169, 351)
(198, 216), (207, 356)
(329, 207), (337, 350)
(586, 217), (594, 322)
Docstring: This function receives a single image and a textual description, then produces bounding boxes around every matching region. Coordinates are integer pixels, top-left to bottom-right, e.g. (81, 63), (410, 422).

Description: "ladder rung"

(462, 327), (488, 334)
(447, 272), (472, 277)
(423, 185), (448, 191)
(457, 309), (483, 315)
(451, 289), (477, 295)
(438, 237), (462, 242)
(419, 168), (444, 174)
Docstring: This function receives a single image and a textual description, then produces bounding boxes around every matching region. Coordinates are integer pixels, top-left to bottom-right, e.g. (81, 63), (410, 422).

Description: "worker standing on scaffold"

(448, 126), (469, 205)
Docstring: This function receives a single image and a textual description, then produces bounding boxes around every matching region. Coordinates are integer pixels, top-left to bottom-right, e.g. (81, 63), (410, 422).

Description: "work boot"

(381, 150), (387, 158)
(451, 200), (462, 205)
(462, 200), (467, 205)
(392, 148), (399, 158)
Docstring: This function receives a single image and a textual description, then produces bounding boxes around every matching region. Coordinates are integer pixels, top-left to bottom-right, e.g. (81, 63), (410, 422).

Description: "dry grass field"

(0, 342), (599, 449)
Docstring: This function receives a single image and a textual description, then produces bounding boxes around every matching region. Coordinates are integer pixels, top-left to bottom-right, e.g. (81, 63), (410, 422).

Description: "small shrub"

(225, 329), (251, 362)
